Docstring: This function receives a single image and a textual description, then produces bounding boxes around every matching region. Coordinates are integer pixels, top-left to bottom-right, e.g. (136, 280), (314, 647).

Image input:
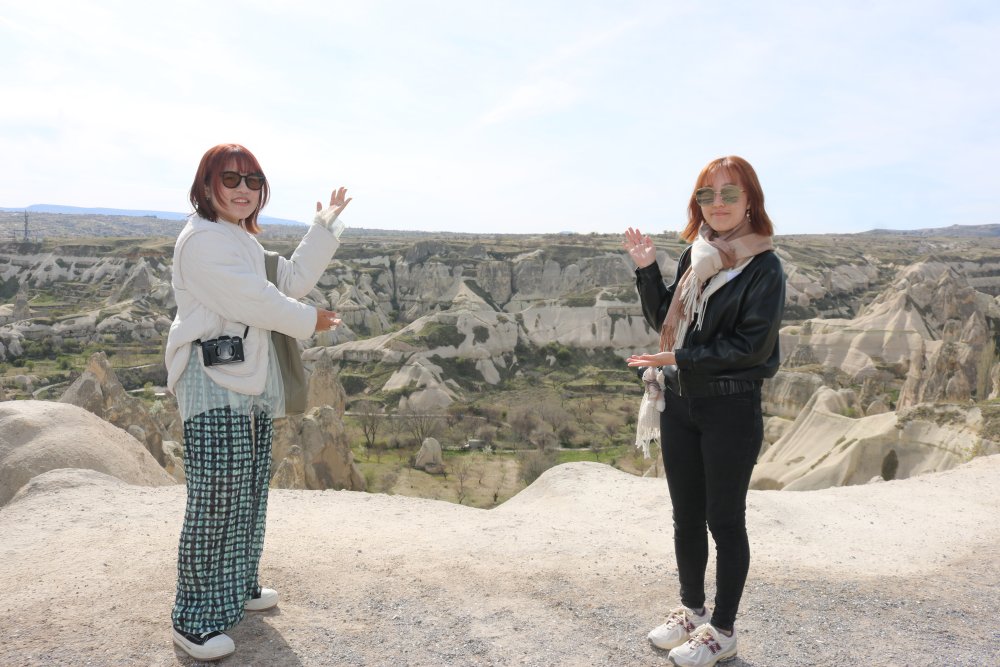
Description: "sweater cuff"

(313, 211), (347, 239)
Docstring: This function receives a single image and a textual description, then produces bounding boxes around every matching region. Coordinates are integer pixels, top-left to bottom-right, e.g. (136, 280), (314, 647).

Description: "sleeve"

(274, 221), (341, 299)
(177, 231), (318, 340)
(635, 249), (688, 332)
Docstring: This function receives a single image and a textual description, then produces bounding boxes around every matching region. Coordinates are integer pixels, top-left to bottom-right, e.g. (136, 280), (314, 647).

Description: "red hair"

(679, 156), (774, 242)
(189, 144), (269, 235)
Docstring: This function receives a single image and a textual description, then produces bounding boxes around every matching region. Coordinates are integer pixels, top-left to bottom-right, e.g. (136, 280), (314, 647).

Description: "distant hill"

(860, 223), (1000, 237)
(0, 204), (305, 227)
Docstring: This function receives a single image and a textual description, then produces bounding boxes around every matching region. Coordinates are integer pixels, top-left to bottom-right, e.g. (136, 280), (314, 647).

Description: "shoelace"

(687, 626), (721, 650)
(665, 608), (696, 631)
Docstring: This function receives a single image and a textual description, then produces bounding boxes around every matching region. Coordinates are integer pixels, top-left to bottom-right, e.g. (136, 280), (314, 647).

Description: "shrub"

(517, 449), (558, 486)
(563, 291), (598, 307)
(419, 321), (465, 348)
(339, 374), (369, 395)
(555, 345), (573, 366)
(379, 471), (399, 493)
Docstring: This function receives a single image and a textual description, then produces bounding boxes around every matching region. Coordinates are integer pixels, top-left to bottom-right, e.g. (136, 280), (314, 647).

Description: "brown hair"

(679, 155), (774, 242)
(189, 144), (269, 234)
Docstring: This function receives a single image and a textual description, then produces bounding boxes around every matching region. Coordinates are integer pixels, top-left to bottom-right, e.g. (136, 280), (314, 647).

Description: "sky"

(1, 0), (998, 236)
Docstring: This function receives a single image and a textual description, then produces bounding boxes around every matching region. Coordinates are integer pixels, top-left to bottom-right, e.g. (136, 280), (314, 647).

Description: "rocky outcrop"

(762, 370), (826, 419)
(6, 230), (1000, 496)
(781, 254), (878, 310)
(751, 388), (995, 491)
(271, 406), (365, 491)
(780, 262), (999, 405)
(306, 355), (347, 413)
(414, 437), (444, 473)
(268, 356), (363, 491)
(0, 400), (174, 506)
(0, 247), (173, 363)
(59, 352), (169, 465)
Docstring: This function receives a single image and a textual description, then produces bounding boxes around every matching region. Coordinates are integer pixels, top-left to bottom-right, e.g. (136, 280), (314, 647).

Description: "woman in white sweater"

(164, 143), (348, 661)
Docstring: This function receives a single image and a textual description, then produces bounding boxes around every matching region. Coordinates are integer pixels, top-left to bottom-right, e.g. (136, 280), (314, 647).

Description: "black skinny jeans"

(659, 384), (763, 632)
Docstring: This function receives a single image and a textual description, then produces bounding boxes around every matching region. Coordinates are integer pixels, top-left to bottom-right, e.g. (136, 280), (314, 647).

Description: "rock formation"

(271, 406), (365, 491)
(0, 400), (174, 506)
(414, 436), (444, 474)
(59, 352), (169, 466)
(781, 263), (998, 396)
(5, 228), (1000, 495)
(751, 387), (995, 491)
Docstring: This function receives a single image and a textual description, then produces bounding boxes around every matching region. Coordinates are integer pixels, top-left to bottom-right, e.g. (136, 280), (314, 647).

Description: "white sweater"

(164, 214), (340, 395)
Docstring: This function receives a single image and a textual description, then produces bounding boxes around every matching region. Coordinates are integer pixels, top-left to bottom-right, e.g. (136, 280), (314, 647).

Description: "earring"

(746, 208), (752, 224)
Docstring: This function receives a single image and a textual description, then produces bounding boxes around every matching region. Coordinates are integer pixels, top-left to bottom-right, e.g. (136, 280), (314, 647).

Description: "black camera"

(197, 326), (248, 366)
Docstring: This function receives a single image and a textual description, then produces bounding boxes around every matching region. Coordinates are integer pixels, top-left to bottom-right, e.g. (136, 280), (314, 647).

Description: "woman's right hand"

(623, 227), (656, 268)
(315, 308), (342, 332)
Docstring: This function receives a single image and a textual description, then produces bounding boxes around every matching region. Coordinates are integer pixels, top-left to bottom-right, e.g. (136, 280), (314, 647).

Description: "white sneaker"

(667, 624), (737, 666)
(172, 628), (235, 661)
(245, 587), (279, 611)
(648, 605), (711, 650)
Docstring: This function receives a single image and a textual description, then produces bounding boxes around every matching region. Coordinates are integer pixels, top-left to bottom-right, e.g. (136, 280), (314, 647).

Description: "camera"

(199, 334), (245, 366)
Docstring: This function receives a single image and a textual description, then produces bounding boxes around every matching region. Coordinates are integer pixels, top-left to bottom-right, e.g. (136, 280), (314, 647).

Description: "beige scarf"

(634, 219), (773, 458)
(659, 220), (774, 353)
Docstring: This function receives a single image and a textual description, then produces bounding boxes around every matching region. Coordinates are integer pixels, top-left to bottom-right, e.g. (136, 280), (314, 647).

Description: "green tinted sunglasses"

(695, 185), (743, 206)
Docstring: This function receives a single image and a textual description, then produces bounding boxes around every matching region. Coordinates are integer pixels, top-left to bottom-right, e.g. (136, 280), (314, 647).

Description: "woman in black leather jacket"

(624, 156), (785, 667)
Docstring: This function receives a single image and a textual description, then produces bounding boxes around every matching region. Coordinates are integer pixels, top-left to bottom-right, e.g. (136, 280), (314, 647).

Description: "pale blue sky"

(1, 1), (997, 235)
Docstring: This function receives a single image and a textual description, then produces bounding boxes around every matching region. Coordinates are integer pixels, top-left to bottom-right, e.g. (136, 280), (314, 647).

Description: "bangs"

(698, 164), (742, 188)
(221, 147), (264, 176)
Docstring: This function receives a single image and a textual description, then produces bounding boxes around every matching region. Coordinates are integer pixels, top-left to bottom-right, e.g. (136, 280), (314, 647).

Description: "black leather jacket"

(635, 246), (785, 397)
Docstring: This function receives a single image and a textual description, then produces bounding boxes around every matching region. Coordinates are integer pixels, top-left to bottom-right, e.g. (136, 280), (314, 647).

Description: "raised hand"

(623, 227), (657, 268)
(315, 187), (352, 230)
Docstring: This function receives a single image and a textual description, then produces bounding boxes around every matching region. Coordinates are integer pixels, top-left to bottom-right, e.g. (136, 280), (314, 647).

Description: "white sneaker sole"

(648, 628), (689, 650)
(172, 629), (235, 661)
(667, 647), (737, 666)
(245, 588), (279, 611)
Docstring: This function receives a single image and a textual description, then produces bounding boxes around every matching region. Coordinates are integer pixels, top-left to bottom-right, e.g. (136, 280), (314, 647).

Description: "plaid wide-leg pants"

(172, 407), (273, 634)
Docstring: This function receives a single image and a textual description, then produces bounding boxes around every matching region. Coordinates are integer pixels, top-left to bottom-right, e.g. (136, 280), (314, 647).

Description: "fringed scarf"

(634, 220), (774, 458)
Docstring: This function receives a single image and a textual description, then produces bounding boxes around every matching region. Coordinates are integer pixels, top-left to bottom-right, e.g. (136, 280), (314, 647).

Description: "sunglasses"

(220, 171), (266, 191)
(695, 185), (743, 206)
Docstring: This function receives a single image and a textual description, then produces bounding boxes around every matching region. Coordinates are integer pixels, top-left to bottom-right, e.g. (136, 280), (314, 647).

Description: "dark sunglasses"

(695, 185), (743, 206)
(220, 171), (266, 190)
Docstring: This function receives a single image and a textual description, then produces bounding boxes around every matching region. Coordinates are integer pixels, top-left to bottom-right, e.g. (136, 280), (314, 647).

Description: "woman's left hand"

(314, 308), (342, 332)
(315, 186), (352, 228)
(626, 351), (676, 368)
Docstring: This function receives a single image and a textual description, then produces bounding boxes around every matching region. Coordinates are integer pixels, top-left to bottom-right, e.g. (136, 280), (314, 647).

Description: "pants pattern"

(659, 386), (763, 632)
(172, 407), (273, 634)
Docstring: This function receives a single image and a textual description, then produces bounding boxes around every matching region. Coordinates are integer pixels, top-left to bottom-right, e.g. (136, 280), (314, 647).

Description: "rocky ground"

(1, 457), (997, 666)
